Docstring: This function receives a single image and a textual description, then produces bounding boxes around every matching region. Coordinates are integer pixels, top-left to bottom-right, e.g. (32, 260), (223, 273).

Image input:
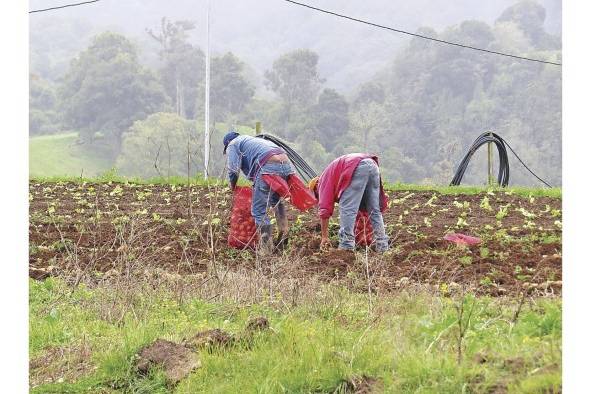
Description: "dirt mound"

(336, 375), (382, 393)
(29, 266), (56, 281)
(136, 339), (200, 384)
(245, 316), (270, 332)
(184, 329), (234, 351)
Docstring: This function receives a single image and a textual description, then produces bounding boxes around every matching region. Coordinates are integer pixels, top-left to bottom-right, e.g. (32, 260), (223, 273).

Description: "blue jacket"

(226, 135), (284, 184)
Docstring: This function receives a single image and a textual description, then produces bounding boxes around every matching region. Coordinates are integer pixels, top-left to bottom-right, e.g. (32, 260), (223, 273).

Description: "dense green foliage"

(29, 1), (561, 187)
(29, 75), (61, 135)
(210, 53), (255, 123)
(30, 278), (561, 393)
(59, 32), (169, 152)
(148, 18), (204, 120)
(116, 113), (200, 179)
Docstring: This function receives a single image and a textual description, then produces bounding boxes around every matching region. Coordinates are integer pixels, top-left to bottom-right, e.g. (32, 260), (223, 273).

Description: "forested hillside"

(29, 0), (561, 186)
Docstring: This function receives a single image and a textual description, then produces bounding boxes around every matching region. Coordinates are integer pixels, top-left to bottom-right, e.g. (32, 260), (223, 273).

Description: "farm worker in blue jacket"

(223, 131), (294, 251)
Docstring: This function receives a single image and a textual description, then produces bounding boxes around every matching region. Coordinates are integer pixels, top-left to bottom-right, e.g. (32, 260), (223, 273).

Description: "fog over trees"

(29, 0), (561, 186)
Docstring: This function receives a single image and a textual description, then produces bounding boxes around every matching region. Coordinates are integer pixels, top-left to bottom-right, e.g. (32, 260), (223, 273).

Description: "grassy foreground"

(30, 278), (561, 393)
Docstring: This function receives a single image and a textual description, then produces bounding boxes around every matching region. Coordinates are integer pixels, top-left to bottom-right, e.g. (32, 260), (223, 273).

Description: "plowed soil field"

(29, 181), (562, 296)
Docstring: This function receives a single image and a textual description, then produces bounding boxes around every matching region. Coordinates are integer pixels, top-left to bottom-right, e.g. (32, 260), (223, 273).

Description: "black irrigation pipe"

(256, 133), (318, 182)
(450, 132), (552, 188)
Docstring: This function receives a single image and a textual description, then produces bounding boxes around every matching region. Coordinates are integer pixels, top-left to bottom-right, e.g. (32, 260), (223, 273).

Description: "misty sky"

(30, 0), (561, 93)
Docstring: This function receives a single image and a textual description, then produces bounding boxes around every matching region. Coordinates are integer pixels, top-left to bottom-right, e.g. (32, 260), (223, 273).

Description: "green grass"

(384, 182), (562, 198)
(30, 278), (561, 393)
(29, 123), (254, 179)
(29, 174), (562, 199)
(29, 133), (113, 178)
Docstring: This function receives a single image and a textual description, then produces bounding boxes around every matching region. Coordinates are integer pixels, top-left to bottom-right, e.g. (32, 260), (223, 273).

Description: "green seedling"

(459, 256), (472, 266)
(109, 185), (123, 197)
(516, 207), (536, 219)
(480, 247), (490, 258)
(496, 204), (511, 220)
(425, 194), (438, 207)
(479, 196), (492, 211)
(456, 217), (469, 228)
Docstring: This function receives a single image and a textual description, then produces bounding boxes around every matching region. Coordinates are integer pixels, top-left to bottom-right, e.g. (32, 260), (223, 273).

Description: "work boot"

(258, 224), (273, 256)
(275, 231), (289, 252)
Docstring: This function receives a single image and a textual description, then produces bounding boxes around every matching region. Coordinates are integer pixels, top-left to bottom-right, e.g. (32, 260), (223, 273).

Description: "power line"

(29, 0), (101, 14)
(282, 0), (562, 67)
(501, 136), (553, 188)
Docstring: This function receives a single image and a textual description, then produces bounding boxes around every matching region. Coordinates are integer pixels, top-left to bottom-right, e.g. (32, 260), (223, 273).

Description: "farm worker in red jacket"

(309, 153), (389, 252)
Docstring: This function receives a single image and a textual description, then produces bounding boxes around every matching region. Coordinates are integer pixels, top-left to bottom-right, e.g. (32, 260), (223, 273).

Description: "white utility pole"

(203, 0), (211, 179)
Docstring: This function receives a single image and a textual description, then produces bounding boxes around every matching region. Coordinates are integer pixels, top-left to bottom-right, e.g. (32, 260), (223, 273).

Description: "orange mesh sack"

(354, 211), (373, 247)
(228, 186), (258, 248)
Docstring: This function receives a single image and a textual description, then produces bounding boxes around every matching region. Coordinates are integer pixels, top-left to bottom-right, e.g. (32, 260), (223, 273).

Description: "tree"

(29, 74), (60, 135)
(60, 32), (168, 152)
(116, 112), (201, 178)
(211, 52), (255, 123)
(264, 49), (323, 131)
(349, 1), (561, 186)
(312, 88), (349, 151)
(496, 0), (560, 49)
(148, 18), (204, 119)
(350, 102), (387, 152)
(353, 82), (385, 107)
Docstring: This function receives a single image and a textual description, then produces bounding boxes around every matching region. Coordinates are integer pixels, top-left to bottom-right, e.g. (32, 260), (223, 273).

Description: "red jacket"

(317, 153), (388, 219)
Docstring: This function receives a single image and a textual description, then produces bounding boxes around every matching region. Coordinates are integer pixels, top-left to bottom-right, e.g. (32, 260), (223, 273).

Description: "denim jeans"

(252, 161), (295, 226)
(338, 158), (389, 252)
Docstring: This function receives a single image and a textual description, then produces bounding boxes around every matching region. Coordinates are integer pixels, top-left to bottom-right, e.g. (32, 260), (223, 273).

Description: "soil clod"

(337, 375), (382, 393)
(184, 329), (234, 351)
(245, 316), (270, 332)
(136, 339), (200, 384)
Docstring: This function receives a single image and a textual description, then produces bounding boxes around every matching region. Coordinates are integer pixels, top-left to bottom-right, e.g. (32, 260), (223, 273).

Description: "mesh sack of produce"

(354, 211), (374, 247)
(261, 174), (317, 212)
(227, 186), (258, 248)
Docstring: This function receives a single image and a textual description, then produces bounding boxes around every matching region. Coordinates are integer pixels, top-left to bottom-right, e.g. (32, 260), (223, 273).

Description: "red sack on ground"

(443, 233), (481, 246)
(227, 186), (258, 248)
(261, 174), (317, 212)
(355, 211), (373, 247)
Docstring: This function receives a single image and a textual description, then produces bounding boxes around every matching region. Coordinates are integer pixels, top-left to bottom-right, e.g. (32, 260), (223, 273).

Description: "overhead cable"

(29, 0), (101, 14)
(282, 0), (561, 67)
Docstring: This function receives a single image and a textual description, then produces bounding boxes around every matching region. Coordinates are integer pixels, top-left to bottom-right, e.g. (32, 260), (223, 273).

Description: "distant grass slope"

(30, 123), (255, 179)
(29, 133), (113, 178)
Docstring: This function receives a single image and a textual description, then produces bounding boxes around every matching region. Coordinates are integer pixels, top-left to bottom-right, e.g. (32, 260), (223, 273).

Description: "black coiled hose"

(450, 132), (552, 188)
(256, 133), (318, 182)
